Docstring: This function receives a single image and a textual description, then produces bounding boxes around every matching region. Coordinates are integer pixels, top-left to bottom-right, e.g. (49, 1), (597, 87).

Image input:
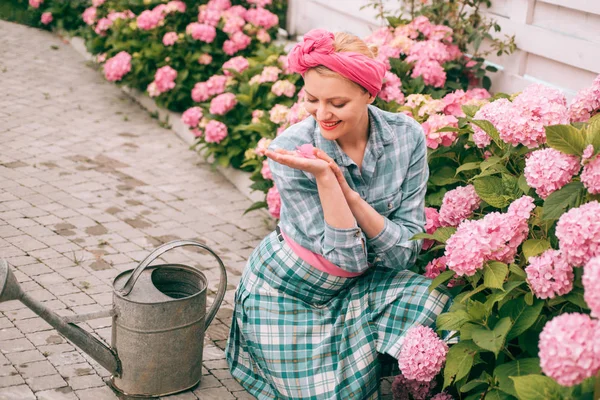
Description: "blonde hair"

(311, 32), (379, 92)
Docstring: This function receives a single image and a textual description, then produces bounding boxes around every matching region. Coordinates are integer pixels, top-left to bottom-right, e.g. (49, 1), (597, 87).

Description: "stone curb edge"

(67, 35), (269, 216)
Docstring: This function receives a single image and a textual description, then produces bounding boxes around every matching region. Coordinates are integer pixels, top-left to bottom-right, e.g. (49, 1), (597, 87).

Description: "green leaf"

(542, 181), (585, 220)
(545, 124), (586, 155)
(434, 227), (456, 244)
(471, 317), (512, 357)
(565, 287), (588, 309)
(429, 166), (460, 186)
(483, 261), (509, 289)
(437, 309), (471, 331)
(494, 358), (541, 397)
(462, 105), (480, 118)
(480, 156), (503, 171)
(456, 162), (481, 174)
(521, 239), (552, 261)
(243, 201), (267, 215)
(443, 341), (479, 388)
(509, 263), (527, 279)
(459, 378), (488, 393)
(471, 119), (504, 148)
(474, 176), (509, 208)
(484, 281), (524, 309)
(485, 389), (511, 400)
(467, 300), (488, 321)
(511, 374), (567, 400)
(585, 116), (600, 155)
(502, 174), (521, 198)
(500, 297), (544, 340)
(428, 270), (455, 293)
(524, 291), (534, 305)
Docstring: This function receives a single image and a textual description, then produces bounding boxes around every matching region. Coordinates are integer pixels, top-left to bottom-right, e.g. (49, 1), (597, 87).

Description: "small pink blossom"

(209, 93), (237, 115)
(267, 186), (281, 219)
(391, 373), (436, 400)
(29, 0), (43, 8)
(525, 249), (574, 299)
(271, 80), (296, 98)
(421, 114), (459, 149)
(103, 51), (132, 82)
(286, 102), (310, 126)
(165, 0), (186, 13)
(186, 23), (217, 43)
(583, 144), (594, 161)
(204, 120), (228, 143)
(255, 137), (271, 156)
(295, 144), (316, 159)
(94, 17), (112, 35)
(198, 6), (221, 26)
(538, 313), (600, 386)
(162, 32), (178, 46)
(198, 54), (213, 65)
(581, 155), (600, 194)
(583, 256), (600, 317)
(182, 107), (203, 127)
(261, 160), (272, 180)
(379, 71), (404, 104)
(398, 325), (448, 382)
(439, 185), (481, 227)
(269, 104), (289, 124)
(207, 0), (231, 11)
(411, 60), (446, 88)
(524, 148), (581, 199)
(247, 0), (272, 6)
(252, 110), (265, 124)
(249, 66), (281, 85)
(425, 256), (447, 279)
(82, 7), (97, 25)
(136, 9), (164, 30)
(256, 29), (271, 43)
(422, 207), (440, 250)
(222, 56), (249, 76)
(152, 66), (177, 94)
(41, 12), (53, 25)
(568, 75), (600, 122)
(245, 7), (278, 29)
(92, 0), (105, 6)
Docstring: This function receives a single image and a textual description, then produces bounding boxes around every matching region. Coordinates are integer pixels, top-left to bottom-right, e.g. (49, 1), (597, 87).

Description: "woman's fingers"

(314, 148), (334, 163)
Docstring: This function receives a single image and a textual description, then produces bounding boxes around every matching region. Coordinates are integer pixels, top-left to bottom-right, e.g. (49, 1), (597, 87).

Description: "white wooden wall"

(286, 0), (600, 98)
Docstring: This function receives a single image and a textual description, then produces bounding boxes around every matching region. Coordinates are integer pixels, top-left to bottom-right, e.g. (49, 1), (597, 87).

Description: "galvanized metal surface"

(0, 240), (228, 398)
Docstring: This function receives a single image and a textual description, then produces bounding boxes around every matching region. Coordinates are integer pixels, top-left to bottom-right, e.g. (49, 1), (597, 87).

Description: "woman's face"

(302, 69), (373, 141)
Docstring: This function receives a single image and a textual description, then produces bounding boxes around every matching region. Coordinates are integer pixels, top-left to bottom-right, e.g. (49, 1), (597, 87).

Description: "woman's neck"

(336, 108), (370, 168)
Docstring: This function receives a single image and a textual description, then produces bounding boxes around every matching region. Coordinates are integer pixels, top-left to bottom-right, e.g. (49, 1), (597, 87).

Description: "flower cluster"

(204, 120), (228, 143)
(391, 373), (437, 400)
(472, 85), (569, 148)
(424, 256), (447, 279)
(249, 66), (281, 85)
(581, 155), (600, 194)
(209, 93), (238, 115)
(524, 148), (581, 199)
(525, 249), (574, 299)
(445, 196), (535, 276)
(266, 186), (281, 219)
(379, 72), (404, 104)
(103, 51), (132, 82)
(538, 313), (600, 387)
(583, 257), (600, 318)
(147, 66), (177, 97)
(181, 107), (203, 128)
(441, 88), (490, 117)
(438, 185), (481, 227)
(556, 201), (600, 267)
(568, 75), (600, 122)
(421, 115), (458, 149)
(398, 325), (448, 382)
(423, 207), (440, 250)
(222, 56), (250, 76)
(191, 75), (228, 102)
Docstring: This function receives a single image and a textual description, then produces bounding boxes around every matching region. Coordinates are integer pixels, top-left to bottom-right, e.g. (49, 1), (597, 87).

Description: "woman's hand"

(265, 148), (331, 178)
(314, 149), (360, 204)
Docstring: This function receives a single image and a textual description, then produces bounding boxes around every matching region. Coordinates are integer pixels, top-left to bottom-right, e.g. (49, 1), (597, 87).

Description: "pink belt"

(276, 226), (362, 278)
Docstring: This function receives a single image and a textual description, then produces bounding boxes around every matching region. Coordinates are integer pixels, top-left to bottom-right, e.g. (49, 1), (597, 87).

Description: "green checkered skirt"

(226, 231), (451, 399)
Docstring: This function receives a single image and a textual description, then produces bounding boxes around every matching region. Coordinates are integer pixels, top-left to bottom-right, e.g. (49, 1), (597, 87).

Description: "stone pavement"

(0, 20), (394, 400)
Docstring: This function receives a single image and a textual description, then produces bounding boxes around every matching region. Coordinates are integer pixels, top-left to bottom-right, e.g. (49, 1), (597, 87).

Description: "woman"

(226, 29), (452, 399)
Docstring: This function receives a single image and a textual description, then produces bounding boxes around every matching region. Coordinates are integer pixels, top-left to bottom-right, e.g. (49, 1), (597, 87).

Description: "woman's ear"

(367, 94), (376, 104)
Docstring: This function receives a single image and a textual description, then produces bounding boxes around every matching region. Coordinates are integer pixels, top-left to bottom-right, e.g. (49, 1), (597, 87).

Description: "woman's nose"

(315, 103), (332, 121)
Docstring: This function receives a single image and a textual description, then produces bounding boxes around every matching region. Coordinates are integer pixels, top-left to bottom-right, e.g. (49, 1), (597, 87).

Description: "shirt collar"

(312, 105), (395, 166)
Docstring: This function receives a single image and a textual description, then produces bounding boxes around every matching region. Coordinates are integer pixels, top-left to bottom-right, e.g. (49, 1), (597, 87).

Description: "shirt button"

(388, 202), (393, 210)
(354, 230), (362, 238)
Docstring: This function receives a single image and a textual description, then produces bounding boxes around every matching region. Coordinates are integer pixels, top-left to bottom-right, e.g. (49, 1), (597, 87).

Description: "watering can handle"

(117, 240), (227, 329)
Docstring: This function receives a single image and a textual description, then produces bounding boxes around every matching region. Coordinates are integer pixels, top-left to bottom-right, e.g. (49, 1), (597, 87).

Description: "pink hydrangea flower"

(583, 144), (594, 161)
(107, 10), (135, 21)
(391, 373), (436, 400)
(223, 15), (245, 34)
(525, 249), (574, 299)
(411, 60), (446, 88)
(278, 55), (293, 75)
(425, 256), (447, 279)
(431, 393), (454, 400)
(417, 99), (445, 118)
(269, 104), (290, 125)
(445, 196), (535, 276)
(257, 29), (271, 43)
(538, 313), (600, 387)
(251, 110), (265, 124)
(295, 144), (316, 159)
(232, 31), (252, 50)
(556, 201), (600, 267)
(271, 80), (296, 97)
(198, 54), (213, 65)
(29, 0), (43, 8)
(583, 256), (600, 317)
(186, 23), (217, 43)
(406, 40), (453, 64)
(136, 9), (164, 30)
(247, 0), (272, 6)
(162, 32), (178, 46)
(512, 83), (569, 140)
(439, 185), (481, 227)
(41, 12), (53, 25)
(151, 66), (177, 95)
(250, 66), (281, 85)
(581, 156), (600, 194)
(379, 71), (404, 104)
(255, 137), (271, 156)
(94, 17), (112, 35)
(261, 159), (272, 180)
(286, 102), (310, 126)
(191, 75), (227, 102)
(198, 6), (221, 26)
(245, 7), (278, 29)
(181, 107), (203, 127)
(209, 93), (237, 115)
(398, 325), (448, 382)
(568, 75), (600, 122)
(103, 51), (132, 82)
(267, 186), (281, 219)
(222, 56), (249, 76)
(524, 148), (581, 199)
(422, 114), (459, 149)
(165, 0), (186, 13)
(204, 120), (228, 143)
(92, 0), (105, 6)
(423, 207), (441, 251)
(82, 7), (97, 25)
(207, 0), (231, 11)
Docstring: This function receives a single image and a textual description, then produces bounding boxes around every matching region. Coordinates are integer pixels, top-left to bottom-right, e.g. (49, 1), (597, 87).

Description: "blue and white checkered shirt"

(268, 105), (428, 274)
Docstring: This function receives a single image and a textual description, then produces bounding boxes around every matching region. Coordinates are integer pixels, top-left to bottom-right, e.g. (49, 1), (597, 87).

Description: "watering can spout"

(0, 259), (121, 376)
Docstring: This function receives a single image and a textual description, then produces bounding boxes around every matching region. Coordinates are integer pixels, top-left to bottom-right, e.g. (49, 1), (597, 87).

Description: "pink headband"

(287, 29), (387, 97)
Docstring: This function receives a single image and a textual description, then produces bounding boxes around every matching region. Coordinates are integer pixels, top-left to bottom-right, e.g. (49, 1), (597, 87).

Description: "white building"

(286, 0), (600, 98)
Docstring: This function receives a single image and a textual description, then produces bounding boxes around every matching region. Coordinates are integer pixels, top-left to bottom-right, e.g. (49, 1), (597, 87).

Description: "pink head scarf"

(287, 29), (387, 97)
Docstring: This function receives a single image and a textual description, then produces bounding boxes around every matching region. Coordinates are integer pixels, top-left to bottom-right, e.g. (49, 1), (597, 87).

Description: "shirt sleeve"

(268, 152), (369, 274)
(367, 131), (428, 269)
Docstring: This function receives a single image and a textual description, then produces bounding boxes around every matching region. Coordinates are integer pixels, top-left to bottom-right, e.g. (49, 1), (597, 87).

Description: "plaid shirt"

(268, 105), (428, 274)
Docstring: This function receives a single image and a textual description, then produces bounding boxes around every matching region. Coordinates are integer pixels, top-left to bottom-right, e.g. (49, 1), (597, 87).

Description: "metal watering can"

(0, 240), (227, 397)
